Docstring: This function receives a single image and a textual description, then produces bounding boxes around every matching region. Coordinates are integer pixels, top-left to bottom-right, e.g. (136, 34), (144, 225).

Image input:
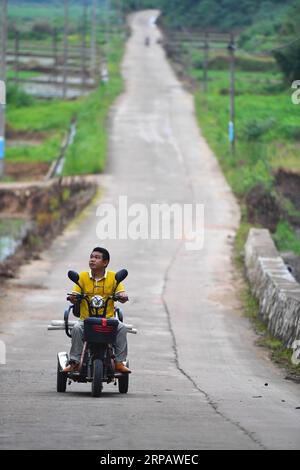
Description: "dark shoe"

(115, 362), (131, 374)
(63, 362), (80, 373)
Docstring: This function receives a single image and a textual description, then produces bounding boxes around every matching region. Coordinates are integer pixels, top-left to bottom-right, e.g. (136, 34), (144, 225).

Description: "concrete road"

(0, 11), (299, 450)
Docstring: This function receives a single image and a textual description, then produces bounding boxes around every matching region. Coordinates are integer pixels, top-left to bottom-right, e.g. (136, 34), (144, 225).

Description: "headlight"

(91, 295), (105, 309)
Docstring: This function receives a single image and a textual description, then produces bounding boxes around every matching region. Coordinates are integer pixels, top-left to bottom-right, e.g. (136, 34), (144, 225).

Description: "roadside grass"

(193, 69), (300, 196)
(193, 67), (300, 258)
(62, 35), (125, 175)
(273, 221), (300, 256)
(62, 86), (112, 175)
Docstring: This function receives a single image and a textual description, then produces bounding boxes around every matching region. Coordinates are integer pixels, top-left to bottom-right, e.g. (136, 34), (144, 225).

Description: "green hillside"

(119, 0), (292, 31)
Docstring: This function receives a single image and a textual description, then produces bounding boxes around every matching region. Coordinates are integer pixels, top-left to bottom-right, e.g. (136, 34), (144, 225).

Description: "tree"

(273, 42), (300, 84)
(273, 0), (300, 83)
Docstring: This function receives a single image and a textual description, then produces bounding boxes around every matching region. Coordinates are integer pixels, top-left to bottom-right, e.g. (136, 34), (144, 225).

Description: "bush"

(30, 21), (53, 39)
(273, 42), (300, 84)
(7, 84), (35, 108)
(280, 125), (300, 141)
(273, 221), (300, 256)
(242, 118), (276, 141)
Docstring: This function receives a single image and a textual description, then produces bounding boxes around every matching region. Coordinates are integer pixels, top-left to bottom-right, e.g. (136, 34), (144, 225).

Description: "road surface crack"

(162, 241), (267, 450)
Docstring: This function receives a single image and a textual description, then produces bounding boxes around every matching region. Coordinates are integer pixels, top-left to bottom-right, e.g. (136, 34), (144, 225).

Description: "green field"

(6, 0), (125, 175)
(193, 69), (299, 192)
(165, 30), (300, 257)
(164, 33), (300, 255)
(4, 0), (126, 176)
(6, 31), (125, 173)
(7, 1), (117, 32)
(191, 63), (300, 254)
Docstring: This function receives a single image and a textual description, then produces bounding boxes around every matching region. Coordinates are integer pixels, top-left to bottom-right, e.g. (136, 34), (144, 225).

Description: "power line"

(268, 35), (300, 53)
(238, 36), (300, 58)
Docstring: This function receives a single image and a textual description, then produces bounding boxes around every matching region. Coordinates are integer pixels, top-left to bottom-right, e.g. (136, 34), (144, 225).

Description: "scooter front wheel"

(91, 359), (103, 397)
(57, 359), (67, 393)
(118, 360), (129, 394)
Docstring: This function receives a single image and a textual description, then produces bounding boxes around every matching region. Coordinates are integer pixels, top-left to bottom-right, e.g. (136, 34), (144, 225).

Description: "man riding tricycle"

(48, 247), (136, 397)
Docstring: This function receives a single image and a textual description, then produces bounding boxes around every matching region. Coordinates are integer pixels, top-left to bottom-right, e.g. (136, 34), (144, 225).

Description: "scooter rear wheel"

(57, 360), (67, 393)
(91, 359), (103, 397)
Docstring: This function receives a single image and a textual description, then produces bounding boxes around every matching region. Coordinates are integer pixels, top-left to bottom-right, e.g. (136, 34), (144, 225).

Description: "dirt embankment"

(6, 125), (52, 181)
(245, 170), (300, 232)
(5, 162), (50, 181)
(245, 169), (300, 282)
(0, 176), (98, 278)
(275, 169), (300, 221)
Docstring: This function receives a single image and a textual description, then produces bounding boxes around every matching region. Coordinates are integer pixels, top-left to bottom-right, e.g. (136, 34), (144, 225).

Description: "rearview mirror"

(115, 269), (128, 285)
(68, 270), (80, 285)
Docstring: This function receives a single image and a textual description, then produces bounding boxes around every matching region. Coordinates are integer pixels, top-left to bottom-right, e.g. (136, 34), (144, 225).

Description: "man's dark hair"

(92, 247), (110, 263)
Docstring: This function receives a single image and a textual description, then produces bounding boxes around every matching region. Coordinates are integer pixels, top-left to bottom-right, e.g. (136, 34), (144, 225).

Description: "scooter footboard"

(83, 318), (118, 344)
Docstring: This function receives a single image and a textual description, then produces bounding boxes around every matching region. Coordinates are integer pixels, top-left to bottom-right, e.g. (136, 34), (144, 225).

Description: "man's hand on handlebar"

(114, 292), (129, 303)
(67, 293), (82, 304)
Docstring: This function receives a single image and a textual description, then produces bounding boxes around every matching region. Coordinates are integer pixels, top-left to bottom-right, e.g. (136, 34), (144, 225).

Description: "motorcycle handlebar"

(67, 293), (128, 302)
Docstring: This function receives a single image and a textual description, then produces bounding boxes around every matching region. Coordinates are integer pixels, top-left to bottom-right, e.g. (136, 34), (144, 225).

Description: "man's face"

(89, 251), (108, 271)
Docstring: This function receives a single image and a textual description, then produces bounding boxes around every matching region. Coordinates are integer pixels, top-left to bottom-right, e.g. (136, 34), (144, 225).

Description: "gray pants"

(69, 320), (128, 364)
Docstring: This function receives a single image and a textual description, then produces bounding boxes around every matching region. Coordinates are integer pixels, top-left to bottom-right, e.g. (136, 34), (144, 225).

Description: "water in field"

(0, 218), (32, 262)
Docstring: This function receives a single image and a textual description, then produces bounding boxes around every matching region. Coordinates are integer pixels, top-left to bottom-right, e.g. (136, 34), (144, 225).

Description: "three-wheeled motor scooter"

(48, 269), (137, 397)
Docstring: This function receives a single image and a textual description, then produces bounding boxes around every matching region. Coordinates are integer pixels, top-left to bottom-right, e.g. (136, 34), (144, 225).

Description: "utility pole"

(52, 28), (58, 84)
(101, 0), (110, 84)
(90, 0), (97, 80)
(228, 32), (236, 154)
(62, 0), (69, 99)
(14, 29), (20, 86)
(202, 32), (209, 93)
(104, 0), (110, 60)
(0, 0), (7, 178)
(117, 0), (124, 26)
(81, 0), (88, 93)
